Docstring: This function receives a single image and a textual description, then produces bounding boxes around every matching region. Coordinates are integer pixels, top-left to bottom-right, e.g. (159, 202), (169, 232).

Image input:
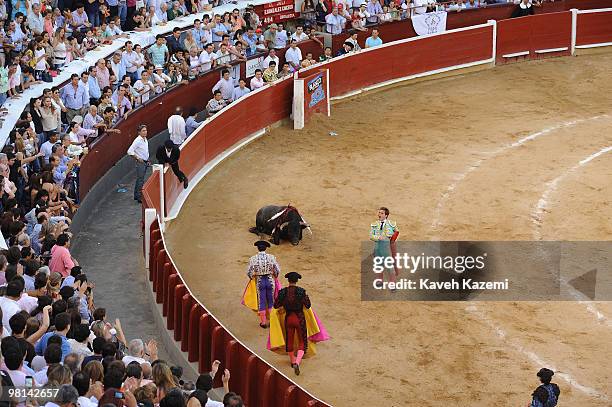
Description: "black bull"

(249, 205), (308, 245)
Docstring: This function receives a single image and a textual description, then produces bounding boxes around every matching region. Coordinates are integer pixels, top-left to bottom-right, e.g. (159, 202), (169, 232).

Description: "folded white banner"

(412, 11), (448, 36)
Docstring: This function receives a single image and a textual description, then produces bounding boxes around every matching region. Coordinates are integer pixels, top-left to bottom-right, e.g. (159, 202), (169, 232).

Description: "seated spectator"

(34, 342), (62, 385)
(336, 41), (355, 56)
(388, 1), (401, 20)
(195, 368), (230, 406)
(68, 119), (96, 147)
(263, 62), (278, 83)
(82, 29), (98, 51)
(249, 69), (264, 90)
(262, 49), (279, 74)
(133, 7), (151, 31)
(365, 28), (383, 48)
(0, 280), (25, 334)
(301, 52), (317, 68)
(185, 108), (203, 136)
(231, 79), (250, 102)
(206, 90), (226, 115)
(379, 5), (393, 22)
(319, 46), (333, 62)
(73, 370), (102, 407)
(72, 4), (92, 32)
(278, 62), (292, 78)
(346, 33), (362, 52)
(187, 390), (208, 407)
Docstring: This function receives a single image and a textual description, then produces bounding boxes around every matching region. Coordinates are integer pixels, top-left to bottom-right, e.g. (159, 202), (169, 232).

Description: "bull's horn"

(300, 216), (313, 236)
(268, 208), (286, 222)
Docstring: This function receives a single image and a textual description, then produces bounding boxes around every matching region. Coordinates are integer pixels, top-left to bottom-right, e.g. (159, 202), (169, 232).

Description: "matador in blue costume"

(242, 240), (281, 328)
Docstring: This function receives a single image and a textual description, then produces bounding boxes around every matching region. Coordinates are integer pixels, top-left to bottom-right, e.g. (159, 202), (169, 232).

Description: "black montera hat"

(254, 240), (271, 249)
(537, 368), (554, 379)
(284, 272), (302, 282)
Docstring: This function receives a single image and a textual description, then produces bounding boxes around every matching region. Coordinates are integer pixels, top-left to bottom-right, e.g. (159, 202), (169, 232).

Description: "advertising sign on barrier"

(246, 57), (264, 78)
(293, 69), (330, 130)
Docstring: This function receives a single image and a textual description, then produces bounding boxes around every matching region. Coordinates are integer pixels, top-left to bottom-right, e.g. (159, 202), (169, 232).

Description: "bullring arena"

(142, 6), (612, 407)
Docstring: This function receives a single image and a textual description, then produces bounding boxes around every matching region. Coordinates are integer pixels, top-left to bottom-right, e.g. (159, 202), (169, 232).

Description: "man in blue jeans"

(126, 124), (150, 203)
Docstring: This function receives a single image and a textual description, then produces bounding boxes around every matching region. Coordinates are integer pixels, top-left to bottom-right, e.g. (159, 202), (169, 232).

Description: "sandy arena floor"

(165, 53), (612, 406)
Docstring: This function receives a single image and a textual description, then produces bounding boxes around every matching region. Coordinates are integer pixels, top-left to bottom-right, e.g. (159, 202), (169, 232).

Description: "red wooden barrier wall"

(575, 9), (612, 47)
(331, 25), (493, 97)
(496, 11), (572, 64)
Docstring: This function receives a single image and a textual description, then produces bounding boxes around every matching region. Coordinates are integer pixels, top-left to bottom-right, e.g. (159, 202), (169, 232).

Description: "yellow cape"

(241, 279), (259, 312)
(268, 307), (321, 357)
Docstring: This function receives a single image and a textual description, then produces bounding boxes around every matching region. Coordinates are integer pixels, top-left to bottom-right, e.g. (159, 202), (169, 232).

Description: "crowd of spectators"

(0, 234), (242, 405)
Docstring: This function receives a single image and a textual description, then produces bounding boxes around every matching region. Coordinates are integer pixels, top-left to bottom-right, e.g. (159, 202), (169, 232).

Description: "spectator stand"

(0, 0), (279, 147)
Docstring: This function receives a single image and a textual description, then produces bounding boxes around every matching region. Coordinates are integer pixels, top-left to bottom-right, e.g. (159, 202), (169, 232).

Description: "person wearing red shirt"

(49, 233), (79, 277)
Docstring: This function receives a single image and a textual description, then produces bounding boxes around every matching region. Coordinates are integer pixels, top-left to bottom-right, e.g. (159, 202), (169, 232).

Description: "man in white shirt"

(122, 41), (140, 83)
(214, 43), (232, 67)
(275, 23), (288, 49)
(262, 49), (279, 74)
(284, 40), (303, 72)
(212, 69), (234, 101)
(358, 3), (371, 25)
(325, 8), (347, 35)
(126, 125), (150, 203)
(0, 280), (24, 334)
(122, 339), (148, 365)
(167, 108), (187, 145)
(198, 43), (215, 72)
(133, 71), (153, 105)
(290, 25), (309, 42)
